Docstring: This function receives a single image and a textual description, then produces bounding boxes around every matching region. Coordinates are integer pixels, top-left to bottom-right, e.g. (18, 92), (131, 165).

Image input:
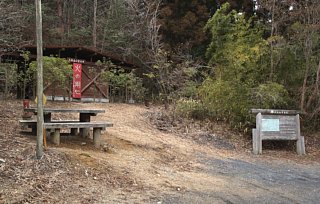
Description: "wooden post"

(256, 113), (262, 154)
(295, 114), (306, 155)
(252, 129), (258, 155)
(296, 136), (304, 155)
(93, 128), (101, 148)
(52, 129), (60, 145)
(35, 0), (44, 159)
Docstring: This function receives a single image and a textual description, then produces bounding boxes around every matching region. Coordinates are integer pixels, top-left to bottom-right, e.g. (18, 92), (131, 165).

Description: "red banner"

(72, 63), (82, 98)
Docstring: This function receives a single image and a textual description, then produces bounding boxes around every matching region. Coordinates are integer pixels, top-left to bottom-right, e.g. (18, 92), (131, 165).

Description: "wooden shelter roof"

(0, 45), (136, 67)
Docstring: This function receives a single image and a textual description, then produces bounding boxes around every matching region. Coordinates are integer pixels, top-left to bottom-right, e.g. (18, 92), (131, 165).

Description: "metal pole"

(35, 0), (44, 159)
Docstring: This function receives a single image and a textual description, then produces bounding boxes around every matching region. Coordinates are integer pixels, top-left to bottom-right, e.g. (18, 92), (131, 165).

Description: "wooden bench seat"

(43, 121), (112, 129)
(44, 121), (113, 147)
(20, 120), (81, 124)
(19, 119), (37, 134)
(20, 119), (81, 134)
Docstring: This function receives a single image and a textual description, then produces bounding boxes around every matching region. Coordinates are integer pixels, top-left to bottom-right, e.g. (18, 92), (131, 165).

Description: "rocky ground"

(0, 100), (319, 203)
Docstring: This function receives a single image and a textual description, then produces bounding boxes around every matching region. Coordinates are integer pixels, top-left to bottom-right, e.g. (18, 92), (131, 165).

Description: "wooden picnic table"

(24, 107), (105, 122)
(22, 108), (109, 146)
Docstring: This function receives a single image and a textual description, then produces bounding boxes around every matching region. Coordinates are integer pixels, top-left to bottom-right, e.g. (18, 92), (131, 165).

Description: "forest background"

(0, 0), (320, 132)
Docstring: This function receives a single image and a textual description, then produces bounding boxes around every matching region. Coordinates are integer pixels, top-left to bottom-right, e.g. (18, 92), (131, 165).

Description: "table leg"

(71, 128), (78, 136)
(52, 128), (60, 145)
(30, 113), (51, 135)
(93, 128), (101, 148)
(44, 113), (52, 144)
(80, 113), (90, 138)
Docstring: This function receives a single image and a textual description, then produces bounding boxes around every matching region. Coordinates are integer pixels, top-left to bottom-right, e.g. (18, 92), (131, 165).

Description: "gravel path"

(161, 152), (320, 204)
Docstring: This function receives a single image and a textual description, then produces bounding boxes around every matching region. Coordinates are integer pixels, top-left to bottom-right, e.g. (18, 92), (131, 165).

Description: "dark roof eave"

(21, 45), (136, 67)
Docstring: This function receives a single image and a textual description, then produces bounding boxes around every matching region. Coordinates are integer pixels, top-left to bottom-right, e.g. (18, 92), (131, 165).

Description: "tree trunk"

(93, 0), (97, 48)
(57, 0), (64, 43)
(4, 66), (8, 100)
(305, 61), (320, 111)
(35, 0), (44, 159)
(300, 38), (312, 113)
(300, 3), (314, 113)
(269, 0), (276, 81)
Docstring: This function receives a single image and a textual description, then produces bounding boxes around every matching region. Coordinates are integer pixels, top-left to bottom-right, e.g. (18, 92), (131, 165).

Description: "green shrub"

(178, 81), (198, 99)
(175, 98), (211, 120)
(28, 56), (72, 88)
(198, 78), (251, 129)
(251, 82), (290, 109)
(196, 79), (291, 130)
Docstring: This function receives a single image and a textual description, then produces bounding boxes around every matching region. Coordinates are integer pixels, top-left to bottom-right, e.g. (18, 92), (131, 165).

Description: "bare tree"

(258, 0), (320, 117)
(110, 0), (163, 69)
(296, 1), (320, 114)
(93, 0), (98, 48)
(0, 0), (30, 49)
(257, 0), (291, 81)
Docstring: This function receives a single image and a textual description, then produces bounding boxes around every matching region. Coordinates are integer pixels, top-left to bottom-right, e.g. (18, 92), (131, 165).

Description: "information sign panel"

(261, 119), (280, 132)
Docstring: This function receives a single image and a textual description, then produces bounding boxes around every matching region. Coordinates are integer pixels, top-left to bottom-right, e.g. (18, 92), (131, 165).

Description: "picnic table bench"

(20, 107), (113, 148)
(251, 109), (305, 155)
(19, 119), (79, 134)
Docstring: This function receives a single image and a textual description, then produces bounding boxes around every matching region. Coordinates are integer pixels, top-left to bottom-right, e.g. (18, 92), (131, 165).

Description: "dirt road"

(0, 101), (319, 203)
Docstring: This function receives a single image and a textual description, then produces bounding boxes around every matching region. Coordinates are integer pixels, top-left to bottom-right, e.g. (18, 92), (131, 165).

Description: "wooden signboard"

(43, 58), (109, 101)
(72, 63), (82, 98)
(251, 109), (305, 155)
